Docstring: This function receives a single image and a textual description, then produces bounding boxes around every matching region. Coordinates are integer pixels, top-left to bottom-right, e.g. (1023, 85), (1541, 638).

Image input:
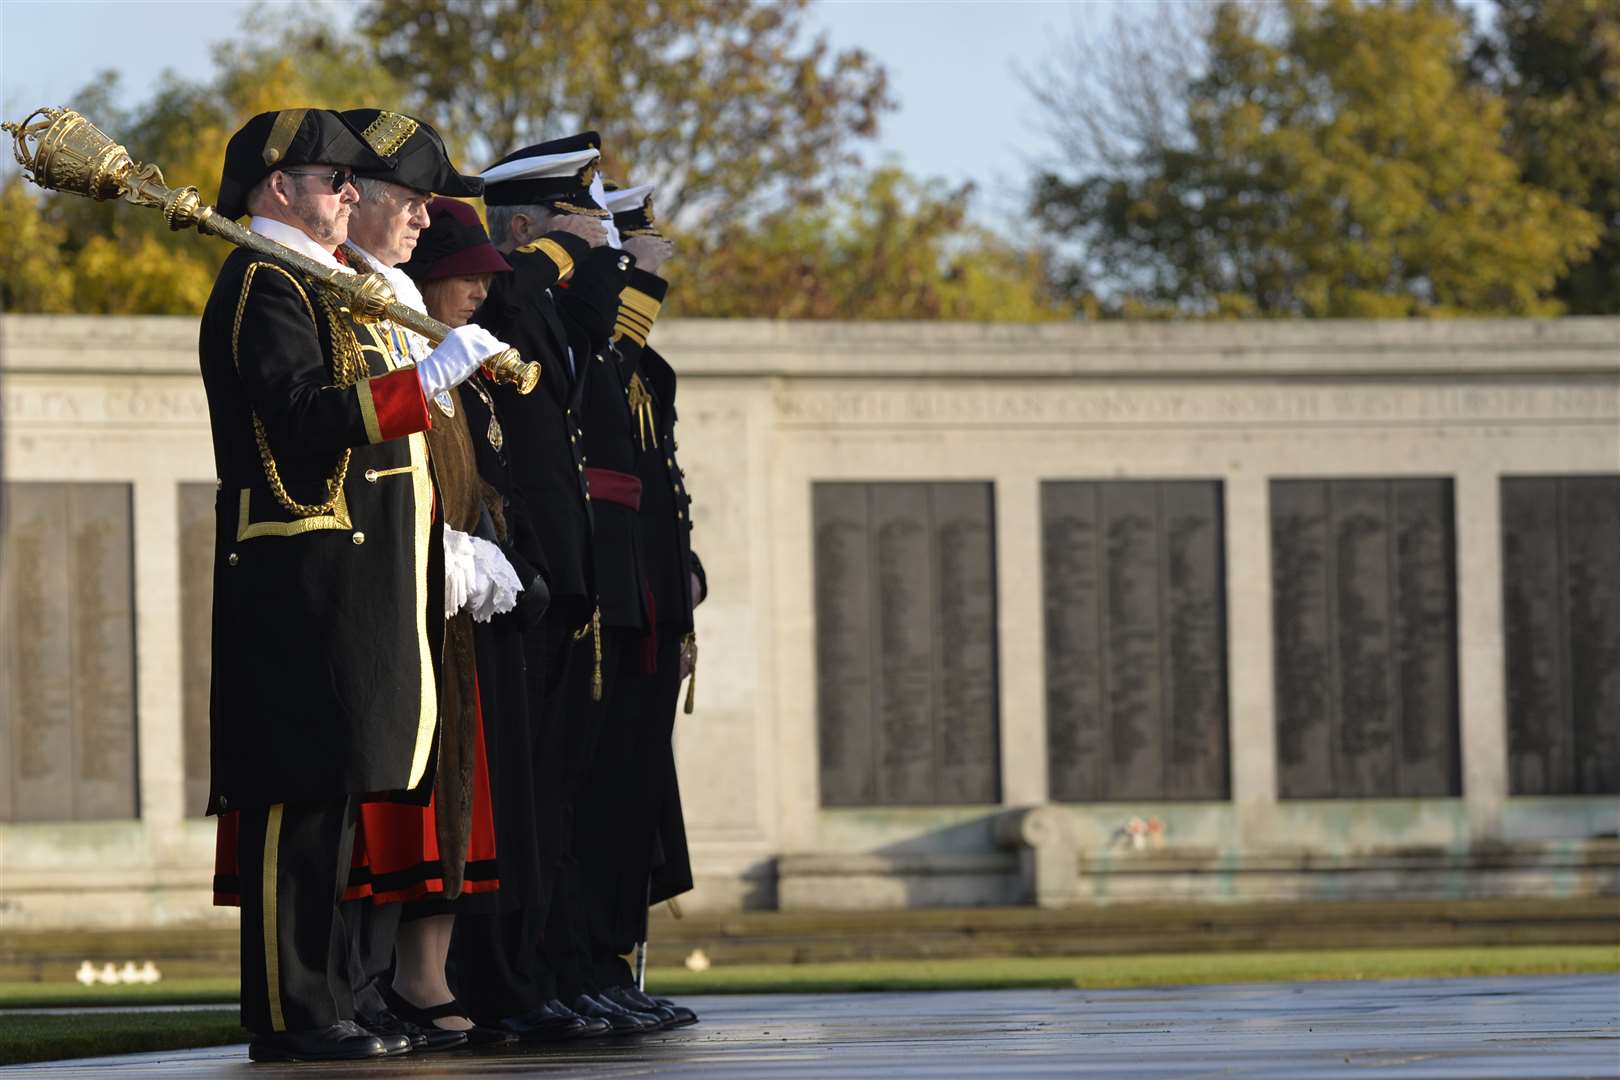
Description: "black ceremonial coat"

(198, 246), (444, 814)
(472, 249), (595, 627)
(556, 252), (646, 633)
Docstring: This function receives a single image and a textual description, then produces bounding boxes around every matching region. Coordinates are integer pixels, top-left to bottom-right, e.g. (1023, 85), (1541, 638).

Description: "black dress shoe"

(496, 1002), (595, 1042)
(361, 1006), (467, 1053)
(382, 984), (511, 1046)
(614, 986), (699, 1027)
(248, 1021), (387, 1062)
(572, 993), (657, 1034)
(543, 999), (613, 1038)
(601, 986), (680, 1029)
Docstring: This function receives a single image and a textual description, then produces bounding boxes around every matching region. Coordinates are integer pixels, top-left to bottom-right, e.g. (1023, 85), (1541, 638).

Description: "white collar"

(350, 244), (428, 317)
(247, 216), (352, 271)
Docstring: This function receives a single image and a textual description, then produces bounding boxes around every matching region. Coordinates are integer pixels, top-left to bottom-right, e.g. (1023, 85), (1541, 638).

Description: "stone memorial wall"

(1, 315), (1617, 926)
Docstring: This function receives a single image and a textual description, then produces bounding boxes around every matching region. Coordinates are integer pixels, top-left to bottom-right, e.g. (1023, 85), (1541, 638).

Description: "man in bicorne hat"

(200, 107), (509, 1062)
(333, 108), (522, 1054)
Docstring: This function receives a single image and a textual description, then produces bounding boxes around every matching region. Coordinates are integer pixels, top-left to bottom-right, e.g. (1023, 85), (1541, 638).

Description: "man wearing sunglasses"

(200, 107), (509, 1063)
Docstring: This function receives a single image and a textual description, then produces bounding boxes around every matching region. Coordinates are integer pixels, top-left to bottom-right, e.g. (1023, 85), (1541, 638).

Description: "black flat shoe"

(248, 1021), (387, 1062)
(382, 984), (514, 1046)
(572, 993), (658, 1034)
(616, 986), (698, 1027)
(360, 1005), (465, 1053)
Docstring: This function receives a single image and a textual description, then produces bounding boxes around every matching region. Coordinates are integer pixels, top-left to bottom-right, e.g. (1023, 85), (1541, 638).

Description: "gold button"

(352, 531), (366, 545)
(227, 553), (239, 566)
(584, 492), (592, 501)
(676, 511), (683, 520)
(577, 464), (583, 472)
(364, 469), (379, 483)
(215, 478), (223, 490)
(666, 457), (673, 467)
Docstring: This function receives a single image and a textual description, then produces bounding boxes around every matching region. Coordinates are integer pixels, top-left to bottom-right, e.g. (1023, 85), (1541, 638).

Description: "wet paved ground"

(5, 976), (1617, 1078)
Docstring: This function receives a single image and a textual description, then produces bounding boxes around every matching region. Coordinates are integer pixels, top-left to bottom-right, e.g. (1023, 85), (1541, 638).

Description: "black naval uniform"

(583, 269), (702, 988)
(539, 245), (647, 1004)
(200, 245), (444, 1036)
(449, 229), (604, 1021)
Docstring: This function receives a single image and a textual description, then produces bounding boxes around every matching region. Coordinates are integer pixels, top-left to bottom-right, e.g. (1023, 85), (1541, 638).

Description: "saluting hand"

(623, 236), (674, 275)
(546, 213), (610, 249)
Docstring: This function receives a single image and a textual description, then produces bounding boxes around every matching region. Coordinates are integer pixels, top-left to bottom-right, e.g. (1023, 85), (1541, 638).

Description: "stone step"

(2, 897), (1614, 983)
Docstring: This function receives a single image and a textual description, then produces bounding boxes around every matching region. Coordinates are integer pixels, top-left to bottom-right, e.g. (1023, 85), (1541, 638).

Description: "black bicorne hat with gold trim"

(216, 108), (392, 219)
(339, 109), (483, 198)
(481, 131), (610, 218)
(601, 180), (662, 239)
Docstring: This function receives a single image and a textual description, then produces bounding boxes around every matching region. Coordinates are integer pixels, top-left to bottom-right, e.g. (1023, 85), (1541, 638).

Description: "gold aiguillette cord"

(571, 607), (603, 702)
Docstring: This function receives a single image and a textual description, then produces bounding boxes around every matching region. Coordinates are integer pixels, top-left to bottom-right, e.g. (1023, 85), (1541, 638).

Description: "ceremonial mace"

(3, 107), (540, 394)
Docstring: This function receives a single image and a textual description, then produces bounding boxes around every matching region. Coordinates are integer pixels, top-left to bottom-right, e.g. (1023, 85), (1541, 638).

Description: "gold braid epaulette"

(231, 261), (366, 517)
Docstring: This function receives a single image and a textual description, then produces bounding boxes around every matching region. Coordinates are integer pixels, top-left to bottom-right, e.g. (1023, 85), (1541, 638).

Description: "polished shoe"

(613, 986), (699, 1027)
(360, 1006), (466, 1053)
(572, 992), (658, 1034)
(382, 984), (510, 1046)
(543, 998), (614, 1038)
(247, 1021), (387, 1062)
(601, 986), (681, 1029)
(497, 1001), (600, 1042)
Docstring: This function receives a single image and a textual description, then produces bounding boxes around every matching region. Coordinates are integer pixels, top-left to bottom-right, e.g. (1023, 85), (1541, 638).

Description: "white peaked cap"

(480, 146), (599, 187)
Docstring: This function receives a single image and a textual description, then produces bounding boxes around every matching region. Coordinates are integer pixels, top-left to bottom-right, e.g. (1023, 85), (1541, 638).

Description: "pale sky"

(0, 0), (1495, 221)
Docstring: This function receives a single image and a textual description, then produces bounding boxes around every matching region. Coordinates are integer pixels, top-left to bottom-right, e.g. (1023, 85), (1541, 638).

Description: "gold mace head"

(4, 105), (206, 230)
(4, 106), (136, 200)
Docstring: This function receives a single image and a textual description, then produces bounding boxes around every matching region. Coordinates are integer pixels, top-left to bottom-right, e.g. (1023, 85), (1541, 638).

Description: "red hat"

(401, 197), (512, 282)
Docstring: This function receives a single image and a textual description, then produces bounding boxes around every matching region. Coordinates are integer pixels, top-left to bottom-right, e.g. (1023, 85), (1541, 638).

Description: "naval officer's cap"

(339, 109), (483, 198)
(600, 181), (662, 240)
(216, 108), (392, 219)
(481, 132), (611, 218)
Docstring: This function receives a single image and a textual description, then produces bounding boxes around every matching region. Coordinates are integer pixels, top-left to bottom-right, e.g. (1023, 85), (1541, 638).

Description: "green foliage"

(669, 168), (1070, 320)
(357, 0), (892, 231)
(1474, 0), (1620, 313)
(1, 15), (407, 316)
(1033, 0), (1600, 317)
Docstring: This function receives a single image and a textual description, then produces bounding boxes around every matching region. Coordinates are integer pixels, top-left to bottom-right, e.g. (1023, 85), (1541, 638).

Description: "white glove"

(443, 528), (478, 618)
(416, 324), (510, 400)
(466, 535), (523, 623)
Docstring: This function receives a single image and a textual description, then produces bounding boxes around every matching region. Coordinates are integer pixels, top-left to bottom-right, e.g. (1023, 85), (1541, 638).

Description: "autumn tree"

(670, 168), (1070, 320)
(1473, 0), (1620, 314)
(357, 0), (891, 229)
(1029, 0), (1599, 317)
(1, 12), (405, 315)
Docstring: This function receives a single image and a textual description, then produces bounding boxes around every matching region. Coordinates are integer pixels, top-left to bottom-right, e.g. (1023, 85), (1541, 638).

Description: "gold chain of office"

(233, 265), (367, 517)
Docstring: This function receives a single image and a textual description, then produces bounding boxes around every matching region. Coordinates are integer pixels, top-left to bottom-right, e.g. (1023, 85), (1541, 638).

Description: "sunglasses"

(281, 166), (355, 194)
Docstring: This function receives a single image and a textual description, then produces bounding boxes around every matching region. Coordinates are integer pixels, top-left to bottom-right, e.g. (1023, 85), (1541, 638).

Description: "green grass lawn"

(0, 1011), (245, 1067)
(646, 944), (1620, 995)
(1, 945), (1615, 1066)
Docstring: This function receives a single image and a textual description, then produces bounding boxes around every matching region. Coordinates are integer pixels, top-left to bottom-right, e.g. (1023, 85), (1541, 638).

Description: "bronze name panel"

(1042, 480), (1230, 802)
(1272, 478), (1460, 799)
(0, 482), (138, 821)
(814, 482), (1000, 807)
(1502, 475), (1620, 795)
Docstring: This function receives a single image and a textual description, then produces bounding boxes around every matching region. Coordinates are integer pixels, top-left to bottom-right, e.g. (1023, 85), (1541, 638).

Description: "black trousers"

(542, 626), (638, 1002)
(236, 798), (357, 1035)
(341, 897), (401, 1020)
(451, 613), (590, 1017)
(576, 632), (684, 983)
